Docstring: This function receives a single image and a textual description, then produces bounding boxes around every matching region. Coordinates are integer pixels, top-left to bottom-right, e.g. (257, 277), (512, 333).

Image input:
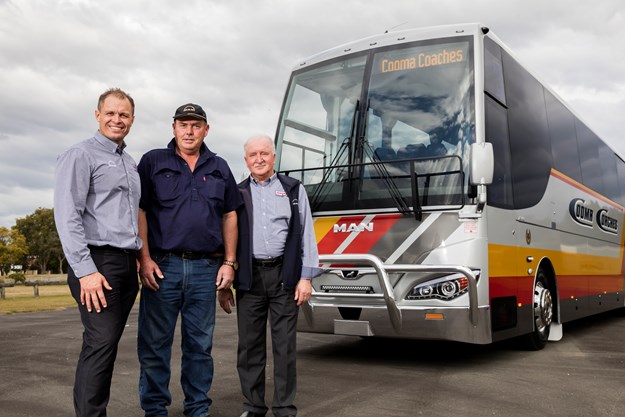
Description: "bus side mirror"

(470, 142), (494, 186)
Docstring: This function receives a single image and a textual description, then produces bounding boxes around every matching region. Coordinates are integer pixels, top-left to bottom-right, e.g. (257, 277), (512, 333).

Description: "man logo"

(341, 270), (360, 279)
(333, 222), (374, 233)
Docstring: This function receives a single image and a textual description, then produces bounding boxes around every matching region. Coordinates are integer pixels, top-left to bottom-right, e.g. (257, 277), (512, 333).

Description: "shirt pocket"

(272, 188), (292, 227)
(197, 169), (226, 209)
(153, 169), (183, 201)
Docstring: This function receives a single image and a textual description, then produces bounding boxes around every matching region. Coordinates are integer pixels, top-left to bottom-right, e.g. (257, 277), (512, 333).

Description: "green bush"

(7, 273), (26, 283)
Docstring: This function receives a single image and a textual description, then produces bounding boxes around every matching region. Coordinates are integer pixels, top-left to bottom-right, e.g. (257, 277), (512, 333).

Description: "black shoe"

(239, 412), (265, 417)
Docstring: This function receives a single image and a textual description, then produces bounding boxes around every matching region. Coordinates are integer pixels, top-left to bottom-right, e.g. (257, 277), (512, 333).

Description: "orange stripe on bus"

(551, 168), (624, 211)
(313, 217), (341, 244)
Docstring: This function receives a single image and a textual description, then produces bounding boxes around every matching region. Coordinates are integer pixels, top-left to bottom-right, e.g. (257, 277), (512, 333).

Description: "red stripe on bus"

(316, 214), (402, 255)
(316, 215), (367, 254)
(490, 274), (625, 306)
(341, 214), (401, 254)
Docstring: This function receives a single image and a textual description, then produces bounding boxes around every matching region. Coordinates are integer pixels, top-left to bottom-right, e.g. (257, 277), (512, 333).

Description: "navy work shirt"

(138, 139), (242, 254)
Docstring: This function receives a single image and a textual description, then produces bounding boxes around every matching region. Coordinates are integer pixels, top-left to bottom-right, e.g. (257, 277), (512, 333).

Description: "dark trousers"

(67, 247), (138, 417)
(236, 264), (299, 417)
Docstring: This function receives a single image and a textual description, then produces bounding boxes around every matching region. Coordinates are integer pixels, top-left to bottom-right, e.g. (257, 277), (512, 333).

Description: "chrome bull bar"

(303, 253), (479, 333)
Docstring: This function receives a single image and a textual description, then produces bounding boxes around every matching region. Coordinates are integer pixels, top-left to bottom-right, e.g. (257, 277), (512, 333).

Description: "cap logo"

(174, 103), (206, 121)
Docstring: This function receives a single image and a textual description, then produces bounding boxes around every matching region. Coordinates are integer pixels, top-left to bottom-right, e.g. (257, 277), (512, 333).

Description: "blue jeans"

(137, 254), (219, 417)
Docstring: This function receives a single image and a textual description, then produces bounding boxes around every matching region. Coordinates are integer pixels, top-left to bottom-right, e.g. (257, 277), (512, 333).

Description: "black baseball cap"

(173, 103), (207, 121)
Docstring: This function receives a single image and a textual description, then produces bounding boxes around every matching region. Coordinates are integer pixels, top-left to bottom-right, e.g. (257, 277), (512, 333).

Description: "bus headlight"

(406, 271), (479, 301)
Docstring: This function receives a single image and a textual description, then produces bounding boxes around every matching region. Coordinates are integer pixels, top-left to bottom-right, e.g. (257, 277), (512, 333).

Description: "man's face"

(245, 138), (275, 181)
(95, 96), (134, 143)
(172, 118), (209, 154)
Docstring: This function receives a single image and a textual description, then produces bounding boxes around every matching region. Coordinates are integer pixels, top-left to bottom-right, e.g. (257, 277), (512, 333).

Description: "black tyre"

(522, 270), (553, 350)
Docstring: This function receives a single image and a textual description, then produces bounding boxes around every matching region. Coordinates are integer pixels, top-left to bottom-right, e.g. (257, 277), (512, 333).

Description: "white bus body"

(274, 23), (625, 349)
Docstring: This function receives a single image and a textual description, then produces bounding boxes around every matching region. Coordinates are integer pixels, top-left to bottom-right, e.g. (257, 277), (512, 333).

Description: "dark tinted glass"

(598, 142), (619, 200)
(575, 120), (604, 195)
(502, 50), (552, 209)
(545, 91), (582, 182)
(616, 157), (625, 206)
(485, 95), (514, 208)
(484, 37), (506, 105)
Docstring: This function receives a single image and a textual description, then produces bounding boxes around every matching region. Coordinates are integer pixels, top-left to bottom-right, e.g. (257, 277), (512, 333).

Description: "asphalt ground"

(1, 305), (625, 417)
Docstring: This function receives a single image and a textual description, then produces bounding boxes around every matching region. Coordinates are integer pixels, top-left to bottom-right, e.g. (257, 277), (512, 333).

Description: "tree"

(15, 207), (65, 274)
(0, 227), (29, 275)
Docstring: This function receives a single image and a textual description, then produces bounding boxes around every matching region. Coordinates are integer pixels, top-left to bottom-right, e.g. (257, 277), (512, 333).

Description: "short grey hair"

(244, 134), (275, 154)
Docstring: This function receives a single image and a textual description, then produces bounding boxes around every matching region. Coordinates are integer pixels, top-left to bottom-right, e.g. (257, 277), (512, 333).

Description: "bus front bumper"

(298, 254), (492, 345)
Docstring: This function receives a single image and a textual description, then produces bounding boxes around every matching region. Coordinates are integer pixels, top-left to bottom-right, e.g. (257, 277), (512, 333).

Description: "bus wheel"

(523, 271), (553, 350)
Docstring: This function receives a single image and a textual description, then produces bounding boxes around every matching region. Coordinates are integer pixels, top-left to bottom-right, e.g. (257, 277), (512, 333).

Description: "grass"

(0, 274), (143, 314)
(0, 284), (76, 314)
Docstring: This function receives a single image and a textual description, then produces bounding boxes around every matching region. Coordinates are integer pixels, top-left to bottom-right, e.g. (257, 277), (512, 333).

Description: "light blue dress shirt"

(54, 131), (141, 278)
(250, 174), (321, 279)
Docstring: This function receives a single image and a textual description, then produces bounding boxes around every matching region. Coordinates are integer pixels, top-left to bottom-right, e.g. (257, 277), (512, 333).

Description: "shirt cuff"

(301, 266), (323, 279)
(71, 258), (98, 279)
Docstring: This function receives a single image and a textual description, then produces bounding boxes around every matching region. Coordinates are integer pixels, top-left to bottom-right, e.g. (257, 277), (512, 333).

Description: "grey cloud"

(0, 0), (624, 227)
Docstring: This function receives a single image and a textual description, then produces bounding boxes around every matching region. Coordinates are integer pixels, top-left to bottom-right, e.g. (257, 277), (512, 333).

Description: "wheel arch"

(537, 257), (560, 324)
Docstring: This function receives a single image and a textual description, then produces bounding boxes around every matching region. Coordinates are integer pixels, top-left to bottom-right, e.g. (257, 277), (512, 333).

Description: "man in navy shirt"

(136, 103), (242, 417)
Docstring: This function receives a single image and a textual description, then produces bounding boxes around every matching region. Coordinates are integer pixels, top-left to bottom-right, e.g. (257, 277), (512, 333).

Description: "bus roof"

(289, 22), (621, 161)
(293, 22), (486, 70)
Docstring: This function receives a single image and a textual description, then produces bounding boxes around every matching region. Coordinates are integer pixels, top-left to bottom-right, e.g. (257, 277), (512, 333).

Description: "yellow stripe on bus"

(488, 243), (623, 277)
(314, 217), (341, 244)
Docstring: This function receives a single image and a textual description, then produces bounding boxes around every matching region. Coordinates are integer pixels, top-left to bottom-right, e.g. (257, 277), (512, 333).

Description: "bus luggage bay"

(275, 23), (625, 349)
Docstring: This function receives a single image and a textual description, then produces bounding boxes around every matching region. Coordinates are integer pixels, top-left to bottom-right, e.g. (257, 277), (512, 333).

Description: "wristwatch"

(223, 259), (238, 271)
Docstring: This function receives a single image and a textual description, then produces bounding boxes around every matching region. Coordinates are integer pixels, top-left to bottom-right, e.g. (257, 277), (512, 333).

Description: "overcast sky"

(0, 0), (623, 228)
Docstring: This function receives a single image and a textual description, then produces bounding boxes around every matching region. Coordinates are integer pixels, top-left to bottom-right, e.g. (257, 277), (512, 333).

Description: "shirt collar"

(166, 138), (215, 162)
(250, 172), (277, 186)
(95, 130), (126, 154)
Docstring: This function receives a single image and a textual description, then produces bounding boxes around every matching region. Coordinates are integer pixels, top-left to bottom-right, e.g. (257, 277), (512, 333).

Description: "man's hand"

(294, 279), (312, 306)
(138, 257), (164, 291)
(80, 271), (112, 313)
(218, 288), (235, 314)
(216, 264), (234, 291)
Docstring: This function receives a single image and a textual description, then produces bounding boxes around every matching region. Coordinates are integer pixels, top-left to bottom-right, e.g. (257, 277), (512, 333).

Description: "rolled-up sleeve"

(54, 148), (97, 278)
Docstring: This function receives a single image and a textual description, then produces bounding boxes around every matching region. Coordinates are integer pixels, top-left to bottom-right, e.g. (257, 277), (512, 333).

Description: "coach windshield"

(276, 36), (475, 213)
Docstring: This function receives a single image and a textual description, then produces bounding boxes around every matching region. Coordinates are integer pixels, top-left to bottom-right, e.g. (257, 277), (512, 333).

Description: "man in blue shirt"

(54, 88), (141, 417)
(136, 103), (242, 417)
(219, 134), (321, 417)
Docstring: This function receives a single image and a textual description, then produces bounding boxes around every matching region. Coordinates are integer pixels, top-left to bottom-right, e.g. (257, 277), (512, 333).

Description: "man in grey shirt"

(219, 134), (321, 417)
(54, 88), (141, 417)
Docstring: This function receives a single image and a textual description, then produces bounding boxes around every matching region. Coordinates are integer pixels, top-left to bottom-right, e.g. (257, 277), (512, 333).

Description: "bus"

(274, 23), (625, 349)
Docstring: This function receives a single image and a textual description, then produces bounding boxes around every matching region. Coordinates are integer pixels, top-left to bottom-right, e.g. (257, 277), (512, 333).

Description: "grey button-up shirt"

(250, 174), (321, 279)
(54, 131), (141, 278)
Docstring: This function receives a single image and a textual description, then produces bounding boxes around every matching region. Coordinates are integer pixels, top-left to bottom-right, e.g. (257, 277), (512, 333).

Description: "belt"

(252, 256), (284, 267)
(88, 245), (133, 254)
(158, 251), (223, 260)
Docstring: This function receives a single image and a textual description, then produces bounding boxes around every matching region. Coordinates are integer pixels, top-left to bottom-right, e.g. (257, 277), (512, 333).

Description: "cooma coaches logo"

(568, 198), (618, 234)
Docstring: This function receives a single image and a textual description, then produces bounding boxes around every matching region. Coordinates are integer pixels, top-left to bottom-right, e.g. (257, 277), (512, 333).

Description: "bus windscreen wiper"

(308, 100), (360, 211)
